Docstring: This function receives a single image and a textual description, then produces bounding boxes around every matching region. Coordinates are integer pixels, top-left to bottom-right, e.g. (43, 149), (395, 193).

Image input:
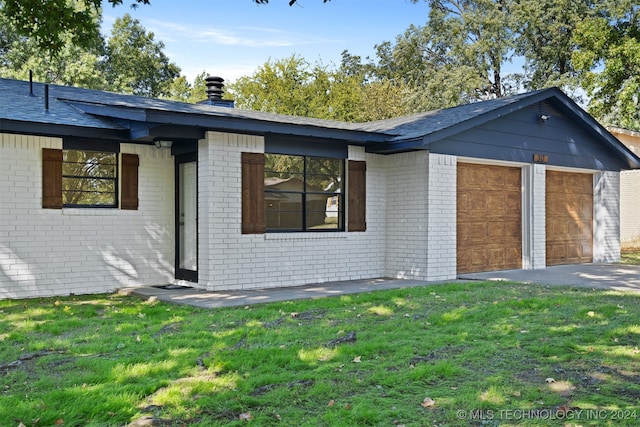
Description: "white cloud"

(143, 18), (331, 48)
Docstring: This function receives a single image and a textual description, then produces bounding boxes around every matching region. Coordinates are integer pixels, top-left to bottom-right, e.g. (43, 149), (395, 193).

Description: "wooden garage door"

(546, 171), (593, 265)
(457, 163), (522, 274)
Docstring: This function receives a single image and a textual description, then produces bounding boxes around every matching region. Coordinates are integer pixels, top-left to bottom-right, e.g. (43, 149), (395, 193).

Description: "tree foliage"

(0, 0), (150, 54)
(228, 55), (408, 123)
(573, 0), (640, 130)
(101, 14), (180, 97)
(512, 0), (594, 91)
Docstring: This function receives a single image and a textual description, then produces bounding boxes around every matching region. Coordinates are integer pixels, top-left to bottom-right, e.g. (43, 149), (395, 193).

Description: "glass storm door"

(176, 154), (198, 282)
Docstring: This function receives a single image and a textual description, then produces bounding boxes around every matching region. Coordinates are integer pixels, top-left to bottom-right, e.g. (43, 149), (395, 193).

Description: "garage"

(546, 171), (593, 265)
(457, 163), (522, 274)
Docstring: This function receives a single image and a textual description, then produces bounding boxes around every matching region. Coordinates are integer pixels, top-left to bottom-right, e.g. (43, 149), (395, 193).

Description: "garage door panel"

(546, 171), (593, 266)
(469, 222), (487, 242)
(457, 163), (522, 274)
(468, 194), (488, 215)
(548, 244), (566, 260)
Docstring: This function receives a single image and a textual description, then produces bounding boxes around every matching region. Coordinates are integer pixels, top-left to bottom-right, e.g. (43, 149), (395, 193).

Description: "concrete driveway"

(459, 263), (640, 293)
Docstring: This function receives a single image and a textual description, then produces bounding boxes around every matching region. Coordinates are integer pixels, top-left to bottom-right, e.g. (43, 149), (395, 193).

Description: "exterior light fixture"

(154, 140), (173, 148)
(539, 114), (550, 123)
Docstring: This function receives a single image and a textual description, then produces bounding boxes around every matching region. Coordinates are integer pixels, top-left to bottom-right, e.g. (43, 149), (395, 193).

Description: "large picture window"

(265, 154), (344, 231)
(62, 150), (118, 207)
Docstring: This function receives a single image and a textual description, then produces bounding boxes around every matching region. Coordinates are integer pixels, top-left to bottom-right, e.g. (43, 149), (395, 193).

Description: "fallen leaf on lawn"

(55, 419), (64, 425)
(136, 335), (141, 342)
(290, 312), (299, 317)
(556, 404), (573, 415)
(421, 397), (435, 408)
(54, 300), (61, 306)
(239, 412), (253, 421)
(327, 400), (335, 407)
(545, 378), (556, 383)
(633, 347), (639, 354)
(352, 356), (362, 363)
(587, 311), (595, 317)
(18, 423), (27, 427)
(344, 403), (352, 410)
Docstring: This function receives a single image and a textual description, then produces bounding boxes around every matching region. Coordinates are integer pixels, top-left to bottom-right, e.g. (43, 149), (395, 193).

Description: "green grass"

(1, 282), (640, 426)
(621, 249), (640, 265)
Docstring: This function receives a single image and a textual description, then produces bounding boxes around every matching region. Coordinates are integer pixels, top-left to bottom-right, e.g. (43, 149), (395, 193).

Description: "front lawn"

(621, 249), (640, 265)
(1, 282), (639, 426)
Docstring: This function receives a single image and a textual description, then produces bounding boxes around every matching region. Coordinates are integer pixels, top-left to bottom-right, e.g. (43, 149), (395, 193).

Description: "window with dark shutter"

(242, 152), (266, 234)
(348, 160), (366, 232)
(42, 148), (63, 209)
(121, 153), (139, 210)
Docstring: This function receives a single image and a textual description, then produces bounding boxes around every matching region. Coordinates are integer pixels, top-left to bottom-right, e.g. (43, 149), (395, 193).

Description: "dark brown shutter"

(42, 148), (63, 209)
(121, 153), (139, 210)
(242, 152), (266, 234)
(348, 160), (366, 232)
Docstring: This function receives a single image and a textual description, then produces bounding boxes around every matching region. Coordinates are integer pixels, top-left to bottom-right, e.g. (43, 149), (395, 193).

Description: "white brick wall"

(383, 151), (430, 280)
(0, 134), (174, 299)
(197, 132), (385, 291)
(425, 153), (457, 280)
(620, 170), (640, 248)
(593, 171), (621, 262)
(2, 129), (627, 299)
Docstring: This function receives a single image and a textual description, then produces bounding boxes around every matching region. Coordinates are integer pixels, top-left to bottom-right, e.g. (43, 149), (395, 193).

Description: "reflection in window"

(62, 150), (118, 207)
(265, 154), (344, 231)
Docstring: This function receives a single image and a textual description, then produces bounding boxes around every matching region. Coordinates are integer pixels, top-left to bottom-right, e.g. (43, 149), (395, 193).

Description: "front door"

(176, 153), (198, 282)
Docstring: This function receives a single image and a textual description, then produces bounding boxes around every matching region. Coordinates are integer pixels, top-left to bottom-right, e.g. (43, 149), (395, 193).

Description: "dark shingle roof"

(357, 90), (548, 141)
(1, 77), (638, 168)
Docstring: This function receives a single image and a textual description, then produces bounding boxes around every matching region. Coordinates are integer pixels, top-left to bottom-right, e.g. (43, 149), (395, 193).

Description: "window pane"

(265, 154), (303, 173)
(306, 157), (342, 192)
(266, 192), (303, 230)
(307, 194), (342, 229)
(63, 151), (117, 178)
(265, 172), (304, 192)
(62, 150), (117, 207)
(263, 153), (344, 232)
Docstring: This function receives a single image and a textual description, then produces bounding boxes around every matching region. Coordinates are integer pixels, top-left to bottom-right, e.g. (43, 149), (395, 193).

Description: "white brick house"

(1, 77), (638, 299)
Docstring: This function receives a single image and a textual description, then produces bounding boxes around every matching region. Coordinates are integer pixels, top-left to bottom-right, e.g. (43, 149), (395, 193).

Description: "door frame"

(175, 152), (198, 282)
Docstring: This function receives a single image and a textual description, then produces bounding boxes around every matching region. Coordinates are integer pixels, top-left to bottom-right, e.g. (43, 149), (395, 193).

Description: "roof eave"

(0, 118), (129, 140)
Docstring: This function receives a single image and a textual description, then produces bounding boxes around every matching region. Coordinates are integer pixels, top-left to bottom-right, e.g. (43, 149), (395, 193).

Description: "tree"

(511, 0), (595, 93)
(423, 0), (515, 99)
(101, 14), (180, 98)
(0, 19), (106, 88)
(228, 55), (408, 122)
(573, 0), (640, 130)
(0, 0), (150, 55)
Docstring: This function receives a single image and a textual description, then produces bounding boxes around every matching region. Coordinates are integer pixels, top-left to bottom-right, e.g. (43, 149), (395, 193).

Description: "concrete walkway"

(118, 278), (459, 309)
(118, 264), (640, 309)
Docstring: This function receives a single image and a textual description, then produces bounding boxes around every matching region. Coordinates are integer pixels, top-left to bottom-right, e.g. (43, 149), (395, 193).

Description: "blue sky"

(102, 0), (431, 84)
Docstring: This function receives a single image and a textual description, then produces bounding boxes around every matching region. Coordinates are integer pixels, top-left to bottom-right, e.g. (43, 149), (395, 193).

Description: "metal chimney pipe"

(205, 76), (225, 101)
(44, 84), (49, 113)
(29, 70), (34, 97)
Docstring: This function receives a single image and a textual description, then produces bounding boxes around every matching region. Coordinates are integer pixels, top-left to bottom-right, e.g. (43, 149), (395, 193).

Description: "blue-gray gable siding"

(427, 101), (625, 171)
